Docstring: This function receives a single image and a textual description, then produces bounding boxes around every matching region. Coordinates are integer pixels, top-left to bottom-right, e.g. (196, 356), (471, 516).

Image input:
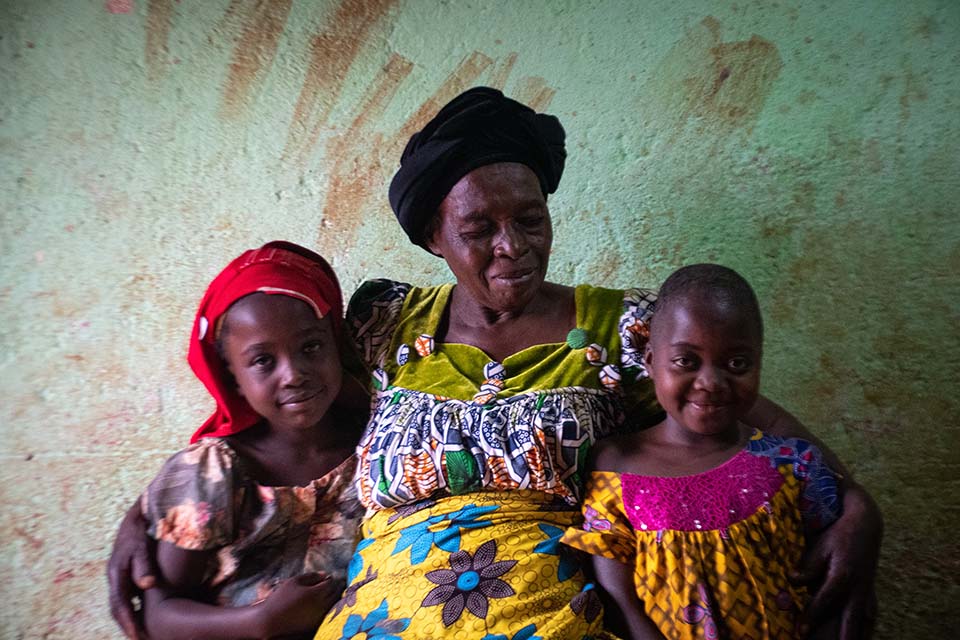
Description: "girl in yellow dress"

(563, 264), (842, 639)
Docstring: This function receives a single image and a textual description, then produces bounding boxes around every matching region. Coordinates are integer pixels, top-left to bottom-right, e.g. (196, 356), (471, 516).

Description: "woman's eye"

(304, 341), (324, 354)
(460, 227), (490, 240)
(518, 216), (541, 227)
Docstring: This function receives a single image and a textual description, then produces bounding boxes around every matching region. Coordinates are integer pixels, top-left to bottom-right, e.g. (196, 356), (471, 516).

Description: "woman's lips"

(492, 267), (536, 284)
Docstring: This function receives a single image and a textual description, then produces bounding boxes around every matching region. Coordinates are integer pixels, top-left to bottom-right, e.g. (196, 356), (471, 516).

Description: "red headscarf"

(187, 241), (343, 443)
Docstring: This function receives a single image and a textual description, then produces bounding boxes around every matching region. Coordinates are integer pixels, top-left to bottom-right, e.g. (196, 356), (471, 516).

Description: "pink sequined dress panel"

(621, 450), (785, 532)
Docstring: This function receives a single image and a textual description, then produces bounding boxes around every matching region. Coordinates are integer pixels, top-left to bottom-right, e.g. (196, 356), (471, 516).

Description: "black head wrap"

(388, 86), (566, 249)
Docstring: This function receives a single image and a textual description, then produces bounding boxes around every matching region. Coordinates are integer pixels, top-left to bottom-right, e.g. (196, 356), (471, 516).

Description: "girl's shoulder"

(155, 437), (241, 477)
(142, 438), (245, 550)
(589, 429), (651, 474)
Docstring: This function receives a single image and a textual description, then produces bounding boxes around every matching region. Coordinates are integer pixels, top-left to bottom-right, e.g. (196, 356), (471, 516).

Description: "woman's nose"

(493, 223), (528, 258)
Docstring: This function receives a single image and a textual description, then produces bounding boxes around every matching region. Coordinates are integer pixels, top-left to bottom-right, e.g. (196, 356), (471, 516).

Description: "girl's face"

(644, 294), (761, 440)
(220, 293), (342, 433)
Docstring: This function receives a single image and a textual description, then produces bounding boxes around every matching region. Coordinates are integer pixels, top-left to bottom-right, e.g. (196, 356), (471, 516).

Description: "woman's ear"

(425, 238), (442, 257)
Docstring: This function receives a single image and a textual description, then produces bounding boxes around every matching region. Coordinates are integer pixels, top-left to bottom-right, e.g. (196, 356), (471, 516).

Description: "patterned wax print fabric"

(312, 280), (660, 639)
(562, 430), (843, 640)
(142, 438), (364, 607)
(347, 279), (661, 510)
(315, 491), (613, 640)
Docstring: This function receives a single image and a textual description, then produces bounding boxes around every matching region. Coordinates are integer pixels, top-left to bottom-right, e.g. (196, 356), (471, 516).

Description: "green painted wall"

(2, 0), (957, 637)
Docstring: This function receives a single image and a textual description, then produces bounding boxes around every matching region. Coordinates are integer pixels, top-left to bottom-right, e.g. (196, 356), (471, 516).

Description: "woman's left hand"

(793, 483), (883, 639)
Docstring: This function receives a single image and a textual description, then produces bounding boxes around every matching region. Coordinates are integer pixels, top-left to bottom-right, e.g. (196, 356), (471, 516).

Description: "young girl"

(563, 264), (842, 639)
(140, 241), (364, 639)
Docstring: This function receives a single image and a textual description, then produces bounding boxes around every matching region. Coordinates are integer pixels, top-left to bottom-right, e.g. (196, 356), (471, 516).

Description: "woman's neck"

(440, 282), (576, 361)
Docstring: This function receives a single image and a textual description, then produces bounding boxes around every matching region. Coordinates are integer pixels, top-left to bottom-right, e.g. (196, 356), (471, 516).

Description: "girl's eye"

(251, 355), (273, 368)
(304, 341), (324, 354)
(672, 356), (695, 369)
(728, 357), (750, 372)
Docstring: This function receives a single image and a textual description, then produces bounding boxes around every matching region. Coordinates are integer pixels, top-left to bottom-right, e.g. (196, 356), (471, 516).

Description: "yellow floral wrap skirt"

(314, 490), (608, 640)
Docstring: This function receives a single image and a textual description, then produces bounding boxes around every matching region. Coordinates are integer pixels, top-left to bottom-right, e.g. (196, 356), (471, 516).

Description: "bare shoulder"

(590, 430), (652, 474)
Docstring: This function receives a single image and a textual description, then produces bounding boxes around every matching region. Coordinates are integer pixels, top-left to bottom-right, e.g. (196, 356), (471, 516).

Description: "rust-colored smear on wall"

(487, 52), (518, 90)
(284, 0), (398, 163)
(651, 17), (783, 136)
(220, 0), (294, 119)
(313, 51), (494, 253)
(314, 51), (557, 254)
(390, 51), (495, 154)
(315, 53), (414, 254)
(515, 76), (556, 112)
(145, 0), (176, 82)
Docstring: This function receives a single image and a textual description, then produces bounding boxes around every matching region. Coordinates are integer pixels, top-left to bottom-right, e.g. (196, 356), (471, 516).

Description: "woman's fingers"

(838, 583), (878, 640)
(107, 501), (156, 638)
(803, 553), (851, 629)
(131, 536), (158, 590)
(107, 561), (146, 640)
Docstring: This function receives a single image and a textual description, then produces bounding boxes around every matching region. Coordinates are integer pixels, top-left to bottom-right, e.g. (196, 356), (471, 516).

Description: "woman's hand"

(107, 499), (157, 639)
(254, 573), (344, 638)
(795, 483), (883, 639)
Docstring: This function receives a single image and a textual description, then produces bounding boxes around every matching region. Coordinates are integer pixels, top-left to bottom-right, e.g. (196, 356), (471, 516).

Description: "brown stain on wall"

(515, 76), (556, 112)
(313, 51), (496, 254)
(389, 51), (495, 156)
(284, 0), (398, 163)
(316, 53), (414, 249)
(220, 0), (294, 119)
(487, 52), (518, 90)
(312, 51), (556, 254)
(145, 0), (176, 82)
(650, 17), (783, 136)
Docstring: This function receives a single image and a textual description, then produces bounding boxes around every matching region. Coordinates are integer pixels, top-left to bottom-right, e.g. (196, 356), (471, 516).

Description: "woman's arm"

(144, 542), (341, 640)
(745, 395), (882, 639)
(592, 555), (666, 640)
(107, 499), (157, 639)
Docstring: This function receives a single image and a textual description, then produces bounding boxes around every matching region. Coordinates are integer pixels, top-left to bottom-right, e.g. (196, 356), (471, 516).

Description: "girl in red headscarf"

(139, 242), (364, 640)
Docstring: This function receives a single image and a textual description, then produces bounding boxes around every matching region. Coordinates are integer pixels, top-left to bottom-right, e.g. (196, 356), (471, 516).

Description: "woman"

(110, 88), (881, 639)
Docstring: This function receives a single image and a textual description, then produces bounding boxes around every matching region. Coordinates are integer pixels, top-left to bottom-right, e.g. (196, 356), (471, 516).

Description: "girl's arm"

(144, 542), (341, 640)
(745, 395), (882, 639)
(592, 555), (666, 640)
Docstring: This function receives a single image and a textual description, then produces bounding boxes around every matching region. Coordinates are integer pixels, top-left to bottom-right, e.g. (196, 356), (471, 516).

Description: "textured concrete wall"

(1, 0), (957, 637)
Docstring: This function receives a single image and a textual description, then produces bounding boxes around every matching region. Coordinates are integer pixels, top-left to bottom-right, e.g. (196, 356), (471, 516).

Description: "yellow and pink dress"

(314, 279), (661, 640)
(562, 430), (842, 639)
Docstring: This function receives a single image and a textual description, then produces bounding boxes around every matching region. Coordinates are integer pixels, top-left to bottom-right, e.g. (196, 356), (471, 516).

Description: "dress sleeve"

(140, 439), (239, 551)
(797, 443), (844, 535)
(561, 472), (636, 565)
(617, 288), (663, 429)
(345, 279), (412, 374)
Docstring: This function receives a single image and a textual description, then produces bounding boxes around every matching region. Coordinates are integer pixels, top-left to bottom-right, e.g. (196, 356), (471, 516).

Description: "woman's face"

(427, 162), (553, 314)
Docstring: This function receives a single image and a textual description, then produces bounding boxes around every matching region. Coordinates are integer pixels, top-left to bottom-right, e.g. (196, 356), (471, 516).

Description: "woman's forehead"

(442, 163), (544, 212)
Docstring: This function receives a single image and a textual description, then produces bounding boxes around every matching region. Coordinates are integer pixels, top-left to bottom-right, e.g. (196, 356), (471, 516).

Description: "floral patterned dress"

(314, 280), (661, 640)
(562, 430), (842, 640)
(142, 438), (363, 607)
